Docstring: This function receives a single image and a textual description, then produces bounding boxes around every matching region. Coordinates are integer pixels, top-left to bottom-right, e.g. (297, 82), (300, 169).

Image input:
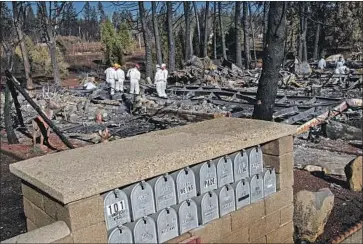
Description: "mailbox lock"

(207, 160), (211, 168)
(208, 191), (212, 197)
(117, 224), (123, 233)
(223, 156), (228, 163)
(142, 217), (147, 224)
(141, 180), (146, 190)
(163, 174), (168, 182)
(113, 189), (121, 198)
(186, 199), (191, 206)
(241, 149), (246, 156)
(166, 207), (170, 214)
(184, 167), (189, 175)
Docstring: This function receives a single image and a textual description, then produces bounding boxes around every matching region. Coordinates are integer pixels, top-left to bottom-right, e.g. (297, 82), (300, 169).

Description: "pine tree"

(98, 2), (107, 23)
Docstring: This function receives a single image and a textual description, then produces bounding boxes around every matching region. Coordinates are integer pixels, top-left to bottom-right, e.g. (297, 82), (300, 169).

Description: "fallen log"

(5, 70), (74, 149)
(296, 98), (363, 134)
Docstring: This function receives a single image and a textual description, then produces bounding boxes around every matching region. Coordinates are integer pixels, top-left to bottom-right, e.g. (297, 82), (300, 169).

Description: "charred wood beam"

(6, 79), (25, 128)
(5, 70), (74, 149)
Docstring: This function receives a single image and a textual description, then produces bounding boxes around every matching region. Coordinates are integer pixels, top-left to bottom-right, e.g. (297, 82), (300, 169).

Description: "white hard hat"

(161, 63), (166, 67)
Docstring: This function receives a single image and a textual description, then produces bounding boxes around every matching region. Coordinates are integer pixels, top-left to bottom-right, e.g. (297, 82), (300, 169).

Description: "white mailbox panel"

(171, 167), (197, 203)
(263, 168), (277, 197)
(172, 199), (198, 234)
(216, 156), (234, 188)
(215, 184), (236, 217)
(125, 216), (157, 243)
(148, 174), (177, 211)
(250, 174), (264, 203)
(103, 189), (131, 231)
(193, 191), (219, 225)
(123, 181), (156, 221)
(248, 146), (263, 176)
(108, 225), (133, 244)
(231, 150), (249, 182)
(150, 208), (179, 243)
(192, 161), (217, 195)
(233, 179), (251, 210)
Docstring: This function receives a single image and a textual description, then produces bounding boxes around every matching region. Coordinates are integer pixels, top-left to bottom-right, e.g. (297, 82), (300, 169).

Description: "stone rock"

(325, 121), (362, 141)
(69, 114), (79, 123)
(303, 165), (330, 175)
(294, 188), (334, 242)
(344, 156), (362, 191)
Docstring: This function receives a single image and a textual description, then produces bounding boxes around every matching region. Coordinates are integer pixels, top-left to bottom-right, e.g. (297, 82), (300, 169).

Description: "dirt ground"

(294, 170), (363, 243)
(0, 153), (26, 241)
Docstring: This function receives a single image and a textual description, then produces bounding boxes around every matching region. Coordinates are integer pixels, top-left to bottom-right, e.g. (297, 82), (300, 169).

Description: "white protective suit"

(83, 82), (97, 90)
(154, 68), (165, 97)
(161, 68), (168, 97)
(318, 58), (326, 70)
(127, 68), (141, 94)
(335, 65), (349, 75)
(336, 59), (345, 69)
(107, 68), (117, 95)
(115, 68), (125, 92)
(104, 67), (114, 84)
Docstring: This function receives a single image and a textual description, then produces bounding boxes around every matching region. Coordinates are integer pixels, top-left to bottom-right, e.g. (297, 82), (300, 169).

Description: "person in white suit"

(154, 65), (165, 98)
(161, 63), (168, 98)
(115, 64), (125, 92)
(126, 64), (141, 95)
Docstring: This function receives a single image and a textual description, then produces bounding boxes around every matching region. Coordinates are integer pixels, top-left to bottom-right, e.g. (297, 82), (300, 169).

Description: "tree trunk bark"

(252, 2), (286, 121)
(167, 2), (175, 71)
(202, 2), (210, 57)
(243, 2), (251, 69)
(139, 2), (153, 78)
(262, 2), (269, 49)
(213, 2), (217, 59)
(4, 84), (19, 144)
(219, 2), (227, 60)
(313, 23), (320, 60)
(152, 2), (163, 65)
(303, 4), (308, 62)
(249, 3), (257, 67)
(48, 36), (61, 85)
(298, 2), (307, 62)
(12, 2), (33, 90)
(193, 2), (201, 57)
(184, 2), (192, 61)
(235, 2), (242, 68)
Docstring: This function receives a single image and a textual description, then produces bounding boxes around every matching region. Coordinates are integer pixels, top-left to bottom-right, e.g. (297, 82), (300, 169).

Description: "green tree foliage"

(98, 2), (107, 23)
(100, 20), (133, 66)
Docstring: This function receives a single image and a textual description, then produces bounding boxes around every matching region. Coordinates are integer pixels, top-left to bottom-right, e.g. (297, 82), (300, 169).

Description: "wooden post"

(5, 70), (75, 149)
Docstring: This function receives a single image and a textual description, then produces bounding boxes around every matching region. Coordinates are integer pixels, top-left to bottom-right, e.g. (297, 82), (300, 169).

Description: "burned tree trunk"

(249, 3), (257, 67)
(298, 2), (308, 62)
(12, 2), (33, 90)
(218, 2), (227, 60)
(152, 2), (163, 65)
(235, 2), (242, 68)
(252, 2), (287, 121)
(243, 2), (251, 69)
(4, 85), (19, 144)
(193, 2), (201, 57)
(139, 2), (153, 78)
(262, 2), (269, 48)
(202, 2), (210, 57)
(213, 2), (217, 59)
(313, 23), (321, 60)
(167, 2), (175, 71)
(184, 2), (192, 61)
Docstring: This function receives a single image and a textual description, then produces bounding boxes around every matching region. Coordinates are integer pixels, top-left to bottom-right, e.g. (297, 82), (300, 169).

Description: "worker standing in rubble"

(107, 64), (117, 96)
(126, 64), (141, 95)
(335, 56), (345, 69)
(115, 64), (125, 93)
(318, 57), (326, 70)
(154, 65), (165, 98)
(104, 65), (114, 85)
(161, 63), (168, 98)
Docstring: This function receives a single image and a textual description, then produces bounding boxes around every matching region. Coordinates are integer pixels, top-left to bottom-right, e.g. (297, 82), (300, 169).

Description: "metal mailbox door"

(215, 184), (236, 217)
(192, 161), (217, 195)
(172, 199), (198, 234)
(232, 150), (249, 182)
(216, 156), (234, 188)
(233, 179), (251, 210)
(250, 174), (264, 203)
(150, 208), (178, 243)
(171, 167), (197, 203)
(126, 216), (157, 244)
(103, 189), (131, 231)
(248, 145), (264, 176)
(148, 174), (177, 211)
(123, 181), (156, 221)
(108, 225), (133, 244)
(194, 191), (219, 225)
(263, 168), (277, 197)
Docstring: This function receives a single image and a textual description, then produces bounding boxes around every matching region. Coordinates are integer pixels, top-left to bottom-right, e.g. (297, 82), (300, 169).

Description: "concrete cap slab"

(10, 118), (296, 204)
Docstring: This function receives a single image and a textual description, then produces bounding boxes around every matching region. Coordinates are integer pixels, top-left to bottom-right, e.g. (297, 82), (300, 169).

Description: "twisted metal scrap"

(296, 99), (363, 134)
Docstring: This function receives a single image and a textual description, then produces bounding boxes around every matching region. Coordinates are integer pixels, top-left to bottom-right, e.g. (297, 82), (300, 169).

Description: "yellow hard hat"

(113, 63), (120, 68)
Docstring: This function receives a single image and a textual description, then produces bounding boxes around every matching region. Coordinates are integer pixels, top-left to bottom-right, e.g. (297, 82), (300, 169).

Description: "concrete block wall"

(16, 136), (294, 244)
(7, 118), (296, 243)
